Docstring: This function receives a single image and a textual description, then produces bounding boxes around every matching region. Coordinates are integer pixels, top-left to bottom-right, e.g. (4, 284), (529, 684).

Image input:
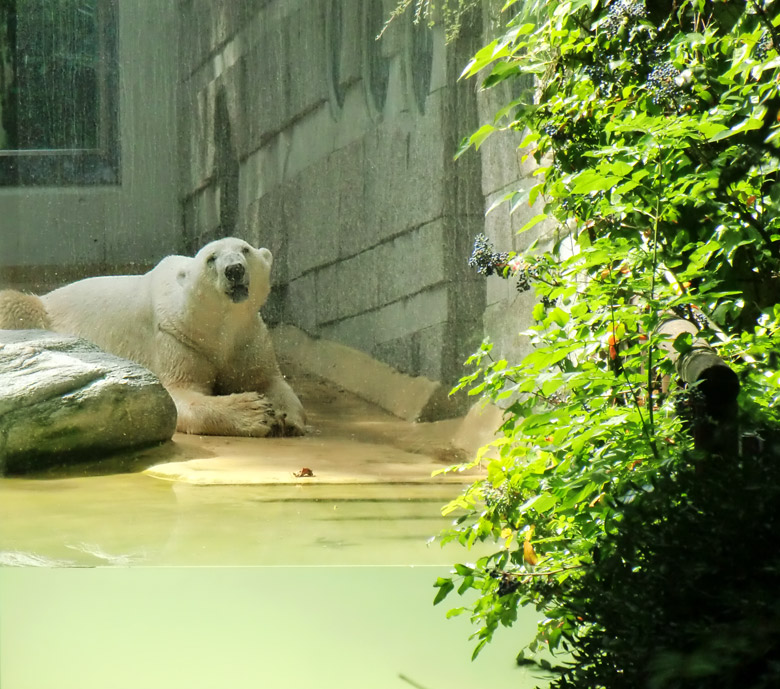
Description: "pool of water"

(0, 381), (553, 689)
(0, 566), (554, 689)
(0, 472), (477, 567)
(0, 474), (554, 689)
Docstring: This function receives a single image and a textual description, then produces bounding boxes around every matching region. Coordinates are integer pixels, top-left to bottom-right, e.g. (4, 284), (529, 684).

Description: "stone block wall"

(0, 0), (551, 419)
(178, 0), (487, 413)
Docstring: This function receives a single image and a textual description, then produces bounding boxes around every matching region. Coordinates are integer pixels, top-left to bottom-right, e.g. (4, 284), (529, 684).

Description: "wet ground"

(0, 375), (488, 567)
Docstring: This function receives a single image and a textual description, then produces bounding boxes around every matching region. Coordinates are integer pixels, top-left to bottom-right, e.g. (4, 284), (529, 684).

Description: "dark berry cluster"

(468, 234), (508, 276)
(482, 480), (523, 519)
(612, 0), (647, 19)
(582, 63), (608, 85)
(487, 568), (522, 596)
(647, 63), (683, 104)
(671, 304), (708, 330)
(516, 264), (539, 293)
(601, 0), (647, 39)
(755, 32), (774, 61)
(541, 122), (563, 140)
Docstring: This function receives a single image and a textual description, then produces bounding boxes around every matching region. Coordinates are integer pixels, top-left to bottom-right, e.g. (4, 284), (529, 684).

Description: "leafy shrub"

(396, 0), (780, 686)
(549, 431), (780, 689)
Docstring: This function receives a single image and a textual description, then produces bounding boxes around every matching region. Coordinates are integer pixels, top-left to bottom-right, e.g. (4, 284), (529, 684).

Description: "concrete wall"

(0, 2), (181, 292)
(178, 0), (487, 415)
(0, 0), (548, 419)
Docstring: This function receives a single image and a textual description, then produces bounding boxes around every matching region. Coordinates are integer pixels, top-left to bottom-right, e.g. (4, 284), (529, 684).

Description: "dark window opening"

(0, 0), (119, 186)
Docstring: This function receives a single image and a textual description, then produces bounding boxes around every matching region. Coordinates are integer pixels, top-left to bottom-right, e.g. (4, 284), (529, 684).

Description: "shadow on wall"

(214, 87), (240, 241)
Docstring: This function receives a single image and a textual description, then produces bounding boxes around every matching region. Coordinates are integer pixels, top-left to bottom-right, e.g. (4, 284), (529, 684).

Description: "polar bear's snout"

(225, 262), (245, 283)
(214, 251), (251, 303)
(225, 274), (249, 304)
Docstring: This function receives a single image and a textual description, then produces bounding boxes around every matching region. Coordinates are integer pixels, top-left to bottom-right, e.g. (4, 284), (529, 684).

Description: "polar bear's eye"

(241, 246), (250, 255)
(207, 255), (216, 264)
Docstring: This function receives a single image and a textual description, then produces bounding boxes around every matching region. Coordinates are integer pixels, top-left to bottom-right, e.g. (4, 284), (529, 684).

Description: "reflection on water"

(0, 471), (478, 567)
(0, 550), (72, 567)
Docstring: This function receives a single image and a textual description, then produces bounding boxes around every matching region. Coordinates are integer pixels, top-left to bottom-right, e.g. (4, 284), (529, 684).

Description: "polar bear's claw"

(225, 391), (277, 437)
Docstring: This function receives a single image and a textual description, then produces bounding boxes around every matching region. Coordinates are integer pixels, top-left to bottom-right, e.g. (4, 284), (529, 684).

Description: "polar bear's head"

(194, 237), (273, 306)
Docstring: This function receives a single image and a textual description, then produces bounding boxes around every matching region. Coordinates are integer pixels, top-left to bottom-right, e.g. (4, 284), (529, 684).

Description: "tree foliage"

(408, 0), (780, 686)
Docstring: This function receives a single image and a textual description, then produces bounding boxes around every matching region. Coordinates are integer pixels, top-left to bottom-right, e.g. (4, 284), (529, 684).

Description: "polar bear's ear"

(258, 247), (273, 266)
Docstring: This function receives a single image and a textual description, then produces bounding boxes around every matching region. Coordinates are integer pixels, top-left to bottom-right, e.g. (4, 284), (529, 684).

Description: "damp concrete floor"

(144, 376), (478, 486)
(0, 369), (500, 567)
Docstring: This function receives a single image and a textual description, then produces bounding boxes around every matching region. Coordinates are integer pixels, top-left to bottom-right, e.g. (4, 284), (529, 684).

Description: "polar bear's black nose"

(225, 263), (245, 283)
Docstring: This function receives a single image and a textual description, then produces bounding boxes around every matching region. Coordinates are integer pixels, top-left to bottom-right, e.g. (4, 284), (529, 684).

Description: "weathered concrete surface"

(271, 324), (478, 422)
(271, 324), (442, 421)
(179, 0), (486, 397)
(0, 331), (177, 474)
(144, 436), (470, 486)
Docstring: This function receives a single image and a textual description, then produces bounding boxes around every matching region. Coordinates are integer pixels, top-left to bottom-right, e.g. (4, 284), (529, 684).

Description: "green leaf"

(470, 124), (496, 151)
(549, 307), (570, 326)
(709, 112), (766, 141)
(518, 212), (547, 233)
(457, 576), (475, 594)
(471, 638), (488, 660)
(571, 171), (622, 194)
(433, 578), (455, 606)
(521, 492), (558, 513)
(672, 332), (694, 354)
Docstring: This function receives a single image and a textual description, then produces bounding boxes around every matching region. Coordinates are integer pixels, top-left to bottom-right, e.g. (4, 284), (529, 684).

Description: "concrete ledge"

(271, 324), (443, 422)
(452, 401), (505, 459)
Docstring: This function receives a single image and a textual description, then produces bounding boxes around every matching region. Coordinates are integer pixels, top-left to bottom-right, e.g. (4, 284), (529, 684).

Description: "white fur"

(40, 237), (305, 437)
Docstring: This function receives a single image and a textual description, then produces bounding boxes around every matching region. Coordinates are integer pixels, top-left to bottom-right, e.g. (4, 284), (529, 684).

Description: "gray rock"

(0, 330), (177, 474)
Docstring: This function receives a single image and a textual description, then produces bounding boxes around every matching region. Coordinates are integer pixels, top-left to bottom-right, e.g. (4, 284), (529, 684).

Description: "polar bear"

(0, 237), (306, 437)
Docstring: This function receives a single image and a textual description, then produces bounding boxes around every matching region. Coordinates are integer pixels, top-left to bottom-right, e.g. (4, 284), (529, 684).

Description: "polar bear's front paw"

(227, 391), (277, 437)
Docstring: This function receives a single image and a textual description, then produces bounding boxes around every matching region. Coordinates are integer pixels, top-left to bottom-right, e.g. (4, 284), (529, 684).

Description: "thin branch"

(609, 295), (660, 461)
(647, 198), (660, 437)
(519, 563), (586, 578)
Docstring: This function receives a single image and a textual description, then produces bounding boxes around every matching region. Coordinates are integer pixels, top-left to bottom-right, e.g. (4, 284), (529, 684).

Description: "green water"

(0, 567), (553, 689)
(0, 474), (554, 689)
